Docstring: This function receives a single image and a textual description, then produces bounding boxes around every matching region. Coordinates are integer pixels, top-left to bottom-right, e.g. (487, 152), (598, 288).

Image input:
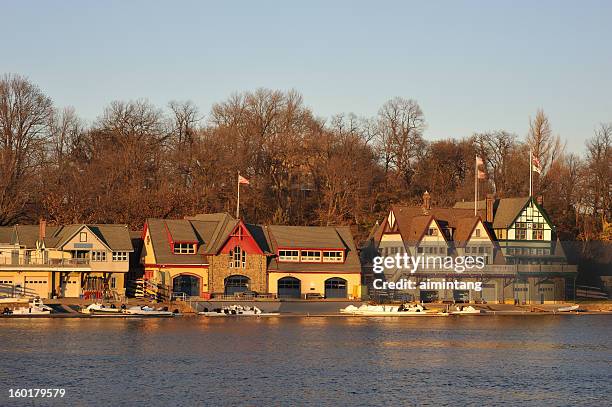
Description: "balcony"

(0, 256), (91, 269)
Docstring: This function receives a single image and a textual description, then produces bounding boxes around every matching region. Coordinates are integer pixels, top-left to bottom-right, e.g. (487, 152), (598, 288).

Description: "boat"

(7, 298), (53, 315)
(80, 303), (123, 315)
(124, 305), (175, 317)
(199, 305), (279, 317)
(340, 303), (449, 316)
(557, 304), (580, 312)
(451, 305), (486, 315)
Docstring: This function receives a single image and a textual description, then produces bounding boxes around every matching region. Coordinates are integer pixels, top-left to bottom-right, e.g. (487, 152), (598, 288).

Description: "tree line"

(1, 74), (610, 248)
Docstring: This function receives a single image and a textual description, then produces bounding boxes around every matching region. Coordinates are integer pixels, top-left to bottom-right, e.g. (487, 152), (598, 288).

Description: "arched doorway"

(278, 277), (301, 299)
(324, 277), (347, 299)
(173, 275), (201, 297)
(225, 275), (250, 295)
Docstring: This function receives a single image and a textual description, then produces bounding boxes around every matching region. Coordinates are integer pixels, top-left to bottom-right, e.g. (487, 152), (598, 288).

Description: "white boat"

(340, 303), (449, 316)
(124, 305), (175, 317)
(9, 298), (53, 315)
(199, 305), (279, 317)
(451, 305), (486, 315)
(557, 304), (580, 312)
(80, 303), (123, 315)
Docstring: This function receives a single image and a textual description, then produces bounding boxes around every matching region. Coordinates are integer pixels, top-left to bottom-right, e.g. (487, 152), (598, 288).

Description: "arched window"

(229, 246), (246, 268)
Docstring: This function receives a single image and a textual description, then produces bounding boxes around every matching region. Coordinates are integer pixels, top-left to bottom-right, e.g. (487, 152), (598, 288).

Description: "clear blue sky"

(2, 0), (611, 152)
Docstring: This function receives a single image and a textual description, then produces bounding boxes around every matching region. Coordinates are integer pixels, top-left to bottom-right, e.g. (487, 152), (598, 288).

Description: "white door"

(481, 283), (497, 303)
(25, 277), (50, 298)
(61, 276), (81, 298)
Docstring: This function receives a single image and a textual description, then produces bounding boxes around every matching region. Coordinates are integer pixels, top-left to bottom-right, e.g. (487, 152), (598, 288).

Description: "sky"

(2, 0), (611, 152)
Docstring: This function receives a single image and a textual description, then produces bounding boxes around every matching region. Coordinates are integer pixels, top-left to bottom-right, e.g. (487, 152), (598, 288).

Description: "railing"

(211, 293), (277, 300)
(0, 257), (91, 267)
(382, 263), (578, 281)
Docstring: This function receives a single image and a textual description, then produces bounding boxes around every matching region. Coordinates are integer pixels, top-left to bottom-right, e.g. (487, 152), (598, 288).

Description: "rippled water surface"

(0, 316), (610, 406)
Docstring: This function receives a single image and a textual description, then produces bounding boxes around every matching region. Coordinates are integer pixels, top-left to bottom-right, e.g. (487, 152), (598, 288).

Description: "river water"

(0, 316), (610, 406)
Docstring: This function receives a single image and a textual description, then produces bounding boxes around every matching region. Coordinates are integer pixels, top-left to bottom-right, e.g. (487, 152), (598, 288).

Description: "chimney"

(39, 219), (46, 241)
(422, 191), (431, 211)
(536, 195), (544, 207)
(486, 195), (494, 223)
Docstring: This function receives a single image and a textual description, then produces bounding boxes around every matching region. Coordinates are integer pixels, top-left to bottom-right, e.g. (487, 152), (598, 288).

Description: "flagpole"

(236, 171), (240, 219)
(474, 155), (478, 216)
(529, 149), (532, 197)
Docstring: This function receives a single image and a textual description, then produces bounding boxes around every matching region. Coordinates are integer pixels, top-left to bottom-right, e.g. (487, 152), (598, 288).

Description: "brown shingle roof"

(266, 225), (346, 249)
(453, 197), (530, 229)
(390, 205), (486, 245)
(145, 213), (238, 264)
(265, 225), (360, 273)
(3, 224), (133, 251)
(0, 227), (16, 244)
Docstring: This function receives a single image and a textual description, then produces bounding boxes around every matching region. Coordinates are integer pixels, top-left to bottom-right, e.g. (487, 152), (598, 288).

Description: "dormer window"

(301, 251), (321, 262)
(278, 250), (299, 262)
(174, 243), (196, 254)
(322, 251), (344, 263)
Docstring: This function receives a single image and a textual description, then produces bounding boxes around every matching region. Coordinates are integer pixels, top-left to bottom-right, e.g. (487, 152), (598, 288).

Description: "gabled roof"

(0, 227), (17, 245)
(0, 224), (133, 251)
(145, 213), (239, 264)
(453, 197), (531, 229)
(265, 225), (347, 249)
(386, 205), (488, 246)
(264, 225), (361, 273)
(490, 197), (531, 229)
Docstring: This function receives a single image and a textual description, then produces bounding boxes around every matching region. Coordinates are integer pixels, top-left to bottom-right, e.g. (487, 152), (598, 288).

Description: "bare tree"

(0, 74), (53, 224)
(527, 109), (564, 194)
(375, 97), (426, 189)
(473, 131), (518, 196)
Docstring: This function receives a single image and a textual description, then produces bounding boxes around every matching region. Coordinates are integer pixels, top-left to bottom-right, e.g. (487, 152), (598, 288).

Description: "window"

(427, 228), (437, 236)
(475, 229), (481, 237)
(532, 229), (543, 240)
(91, 251), (106, 262)
(322, 251), (344, 263)
(229, 246), (246, 268)
(417, 247), (423, 253)
(112, 252), (128, 262)
(174, 243), (196, 254)
(110, 277), (116, 289)
(79, 232), (87, 242)
(278, 250), (299, 262)
(301, 250), (321, 262)
(515, 225), (527, 240)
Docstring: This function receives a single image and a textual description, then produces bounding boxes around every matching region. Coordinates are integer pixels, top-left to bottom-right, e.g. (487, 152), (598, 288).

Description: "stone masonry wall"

(209, 253), (268, 294)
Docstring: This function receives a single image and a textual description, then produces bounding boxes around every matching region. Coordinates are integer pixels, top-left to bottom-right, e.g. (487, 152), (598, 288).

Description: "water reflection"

(0, 316), (610, 406)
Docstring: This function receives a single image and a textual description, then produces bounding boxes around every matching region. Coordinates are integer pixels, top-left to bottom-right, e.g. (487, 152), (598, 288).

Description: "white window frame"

(278, 250), (299, 262)
(112, 251), (128, 262)
(173, 243), (196, 254)
(322, 251), (344, 263)
(91, 251), (106, 262)
(300, 250), (322, 262)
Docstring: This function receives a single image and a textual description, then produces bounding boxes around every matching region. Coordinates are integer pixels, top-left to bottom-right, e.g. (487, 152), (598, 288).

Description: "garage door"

(537, 282), (555, 303)
(224, 275), (250, 295)
(278, 277), (301, 299)
(453, 290), (470, 303)
(481, 283), (497, 303)
(324, 278), (347, 299)
(0, 279), (14, 297)
(62, 276), (81, 298)
(514, 282), (530, 304)
(419, 290), (438, 303)
(25, 277), (50, 298)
